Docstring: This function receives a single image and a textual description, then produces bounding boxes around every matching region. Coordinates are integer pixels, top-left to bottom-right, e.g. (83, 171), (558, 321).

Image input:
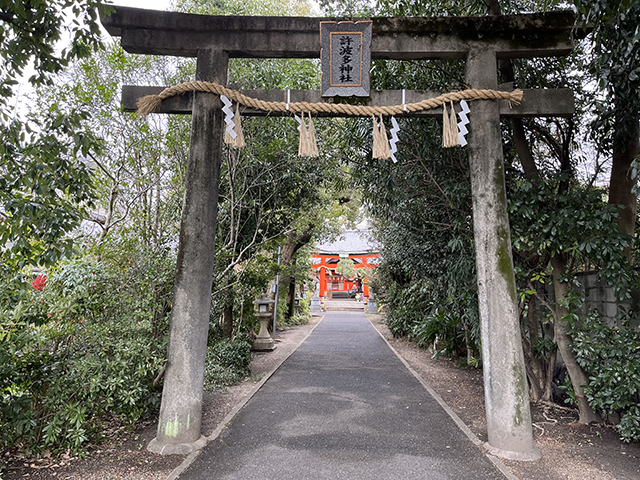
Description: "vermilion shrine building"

(311, 229), (378, 299)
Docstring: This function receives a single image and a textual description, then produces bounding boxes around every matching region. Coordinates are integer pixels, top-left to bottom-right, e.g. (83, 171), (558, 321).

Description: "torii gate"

(102, 7), (575, 460)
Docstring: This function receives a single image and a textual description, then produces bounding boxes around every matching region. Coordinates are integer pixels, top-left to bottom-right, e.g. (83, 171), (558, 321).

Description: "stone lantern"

(252, 293), (275, 351)
(365, 294), (378, 314)
(294, 296), (302, 314)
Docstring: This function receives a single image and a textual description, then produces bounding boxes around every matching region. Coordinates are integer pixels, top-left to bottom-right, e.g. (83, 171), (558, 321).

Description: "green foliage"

(177, 0), (313, 16)
(0, 108), (99, 271)
(278, 294), (312, 328)
(574, 0), (640, 129)
(333, 7), (478, 358)
(0, 240), (174, 455)
(0, 0), (109, 102)
(509, 176), (633, 295)
(382, 281), (430, 338)
(318, 0), (375, 16)
(288, 297), (312, 326)
(571, 311), (640, 442)
(357, 120), (479, 355)
(414, 295), (480, 358)
(32, 42), (187, 247)
(558, 373), (576, 406)
(0, 0), (109, 272)
(204, 336), (253, 391)
(414, 308), (458, 354)
(336, 258), (356, 280)
(618, 405), (640, 443)
(326, 0), (639, 431)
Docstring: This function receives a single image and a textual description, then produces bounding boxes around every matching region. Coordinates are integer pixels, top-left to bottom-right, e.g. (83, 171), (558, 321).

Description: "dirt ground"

(4, 313), (640, 479)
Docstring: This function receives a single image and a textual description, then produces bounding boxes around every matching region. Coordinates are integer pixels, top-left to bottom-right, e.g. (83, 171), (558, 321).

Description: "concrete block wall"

(534, 272), (640, 327)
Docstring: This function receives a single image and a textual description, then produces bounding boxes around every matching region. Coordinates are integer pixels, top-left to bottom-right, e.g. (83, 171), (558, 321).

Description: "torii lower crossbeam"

(121, 86), (574, 118)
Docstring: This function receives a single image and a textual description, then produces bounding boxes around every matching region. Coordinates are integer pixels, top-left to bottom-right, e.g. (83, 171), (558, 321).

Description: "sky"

(107, 0), (321, 14)
(102, 1), (173, 40)
(12, 1), (173, 113)
(108, 0), (173, 11)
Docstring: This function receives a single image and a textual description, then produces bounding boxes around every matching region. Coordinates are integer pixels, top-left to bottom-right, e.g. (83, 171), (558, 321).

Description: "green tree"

(212, 118), (331, 336)
(574, 0), (640, 250)
(327, 0), (480, 360)
(173, 0), (355, 337)
(0, 1), (111, 270)
(0, 0), (107, 100)
(33, 43), (189, 247)
(336, 0), (638, 427)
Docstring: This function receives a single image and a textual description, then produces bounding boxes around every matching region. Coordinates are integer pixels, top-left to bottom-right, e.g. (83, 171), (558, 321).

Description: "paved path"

(179, 312), (507, 479)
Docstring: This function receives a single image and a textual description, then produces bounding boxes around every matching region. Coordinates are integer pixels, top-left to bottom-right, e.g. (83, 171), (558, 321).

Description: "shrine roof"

(314, 230), (378, 255)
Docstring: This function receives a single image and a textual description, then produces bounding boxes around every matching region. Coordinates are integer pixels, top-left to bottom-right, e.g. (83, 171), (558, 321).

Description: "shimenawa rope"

(136, 80), (523, 117)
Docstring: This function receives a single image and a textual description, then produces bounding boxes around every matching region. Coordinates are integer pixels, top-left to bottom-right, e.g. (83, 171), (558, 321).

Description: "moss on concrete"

(493, 158), (517, 302)
(164, 415), (181, 438)
(513, 364), (527, 427)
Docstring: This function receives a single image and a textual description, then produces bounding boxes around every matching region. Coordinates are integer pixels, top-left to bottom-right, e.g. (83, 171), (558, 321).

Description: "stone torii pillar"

(146, 49), (229, 454)
(466, 48), (537, 460)
(103, 7), (576, 459)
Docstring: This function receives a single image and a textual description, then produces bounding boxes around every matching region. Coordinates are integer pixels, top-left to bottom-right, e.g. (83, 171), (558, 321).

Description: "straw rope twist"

(137, 80), (523, 117)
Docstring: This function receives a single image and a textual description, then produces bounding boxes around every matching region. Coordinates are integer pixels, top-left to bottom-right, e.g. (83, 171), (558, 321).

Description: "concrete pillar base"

(483, 442), (541, 461)
(147, 435), (207, 455)
(252, 336), (276, 351)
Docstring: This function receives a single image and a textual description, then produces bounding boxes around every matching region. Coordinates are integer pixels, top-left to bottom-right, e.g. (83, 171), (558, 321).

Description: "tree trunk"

(543, 343), (556, 403)
(523, 296), (544, 402)
(463, 323), (473, 365)
(281, 228), (314, 266)
(550, 253), (599, 424)
(279, 228), (314, 320)
(287, 277), (296, 318)
(609, 99), (639, 257)
(512, 118), (540, 183)
(222, 292), (234, 338)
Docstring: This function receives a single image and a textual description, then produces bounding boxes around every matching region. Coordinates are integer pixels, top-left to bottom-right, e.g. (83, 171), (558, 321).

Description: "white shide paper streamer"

(457, 100), (470, 147)
(389, 116), (400, 163)
(221, 95), (237, 139)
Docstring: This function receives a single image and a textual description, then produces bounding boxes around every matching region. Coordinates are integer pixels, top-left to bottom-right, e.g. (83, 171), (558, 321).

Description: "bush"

(0, 242), (175, 456)
(383, 281), (431, 338)
(571, 311), (640, 442)
(283, 311), (311, 327)
(413, 308), (463, 356)
(204, 336), (253, 391)
(278, 296), (311, 328)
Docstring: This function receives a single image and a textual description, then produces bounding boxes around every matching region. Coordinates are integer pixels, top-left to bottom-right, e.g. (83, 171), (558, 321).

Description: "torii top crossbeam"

(102, 7), (575, 60)
(106, 7), (576, 118)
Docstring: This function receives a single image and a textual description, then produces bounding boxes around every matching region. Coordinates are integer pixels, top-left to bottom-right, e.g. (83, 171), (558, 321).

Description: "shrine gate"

(102, 7), (576, 461)
(312, 230), (379, 299)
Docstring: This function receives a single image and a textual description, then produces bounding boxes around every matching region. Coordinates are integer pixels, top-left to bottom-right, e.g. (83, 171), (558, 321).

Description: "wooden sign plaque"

(320, 20), (372, 97)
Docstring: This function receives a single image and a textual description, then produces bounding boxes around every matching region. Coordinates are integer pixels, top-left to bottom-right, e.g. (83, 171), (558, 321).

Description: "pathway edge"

(166, 316), (325, 480)
(365, 314), (520, 480)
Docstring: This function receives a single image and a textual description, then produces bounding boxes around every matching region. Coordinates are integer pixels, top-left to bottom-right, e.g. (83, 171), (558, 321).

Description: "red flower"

(32, 274), (47, 291)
